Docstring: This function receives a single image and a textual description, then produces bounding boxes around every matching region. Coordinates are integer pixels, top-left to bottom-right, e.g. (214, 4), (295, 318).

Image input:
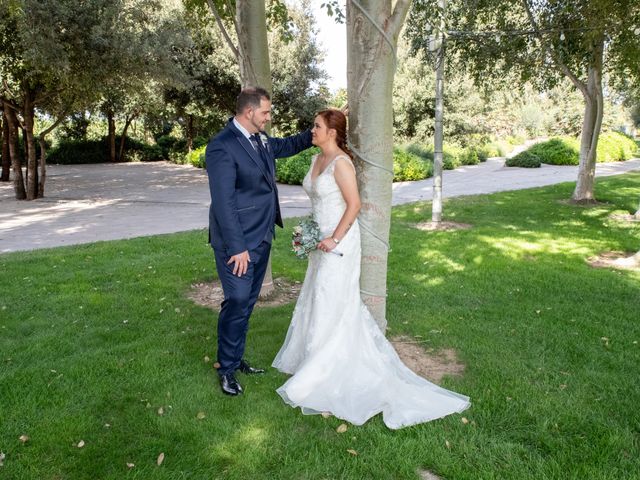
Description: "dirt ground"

(188, 281), (466, 383)
(587, 251), (640, 271)
(413, 221), (472, 232)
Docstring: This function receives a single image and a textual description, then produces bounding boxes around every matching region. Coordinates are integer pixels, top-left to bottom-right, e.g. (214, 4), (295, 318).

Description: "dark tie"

(251, 133), (271, 174)
(251, 134), (279, 237)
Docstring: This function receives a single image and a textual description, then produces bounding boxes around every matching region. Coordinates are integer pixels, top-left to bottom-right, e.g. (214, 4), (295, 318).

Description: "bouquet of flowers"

(292, 216), (342, 259)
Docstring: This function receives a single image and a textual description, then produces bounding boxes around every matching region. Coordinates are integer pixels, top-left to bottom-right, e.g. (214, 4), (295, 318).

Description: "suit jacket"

(205, 119), (312, 256)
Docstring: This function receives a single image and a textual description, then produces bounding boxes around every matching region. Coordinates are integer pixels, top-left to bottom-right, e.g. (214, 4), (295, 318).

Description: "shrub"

(404, 141), (488, 167)
(186, 145), (206, 169)
(404, 142), (434, 161)
(47, 136), (164, 164)
(276, 148), (319, 185)
(156, 135), (178, 158)
(48, 139), (108, 164)
(506, 134), (526, 145)
(527, 137), (579, 165)
(596, 131), (638, 162)
(193, 136), (209, 150)
(459, 147), (481, 166)
(506, 131), (637, 167)
(505, 150), (542, 168)
(475, 145), (491, 162)
(161, 136), (209, 164)
(482, 142), (505, 158)
(393, 147), (432, 181)
(442, 145), (462, 170)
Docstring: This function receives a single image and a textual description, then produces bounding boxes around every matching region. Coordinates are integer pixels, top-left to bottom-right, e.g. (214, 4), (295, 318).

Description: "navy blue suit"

(205, 119), (312, 375)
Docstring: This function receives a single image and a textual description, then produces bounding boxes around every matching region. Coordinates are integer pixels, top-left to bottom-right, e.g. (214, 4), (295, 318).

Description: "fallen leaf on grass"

(204, 356), (210, 363)
(126, 462), (135, 469)
(158, 407), (164, 416)
(19, 435), (29, 443)
(346, 449), (358, 456)
(196, 412), (206, 420)
(321, 412), (332, 418)
(77, 440), (85, 448)
(157, 452), (165, 466)
(0, 452), (5, 466)
(461, 417), (469, 424)
(445, 440), (451, 449)
(336, 424), (348, 433)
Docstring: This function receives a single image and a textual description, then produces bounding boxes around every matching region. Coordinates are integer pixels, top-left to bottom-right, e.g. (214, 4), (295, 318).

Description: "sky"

(305, 1), (347, 92)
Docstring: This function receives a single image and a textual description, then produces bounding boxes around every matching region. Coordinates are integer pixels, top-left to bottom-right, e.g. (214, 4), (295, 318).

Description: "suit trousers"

(213, 240), (271, 375)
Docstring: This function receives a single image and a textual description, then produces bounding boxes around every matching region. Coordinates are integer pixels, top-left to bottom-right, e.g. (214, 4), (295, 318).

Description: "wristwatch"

(332, 237), (340, 244)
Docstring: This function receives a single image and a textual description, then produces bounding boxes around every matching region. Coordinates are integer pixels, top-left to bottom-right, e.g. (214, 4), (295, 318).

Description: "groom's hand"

(228, 250), (250, 277)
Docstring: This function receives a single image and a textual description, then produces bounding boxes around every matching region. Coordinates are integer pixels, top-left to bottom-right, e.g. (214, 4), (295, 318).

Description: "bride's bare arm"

(317, 156), (361, 252)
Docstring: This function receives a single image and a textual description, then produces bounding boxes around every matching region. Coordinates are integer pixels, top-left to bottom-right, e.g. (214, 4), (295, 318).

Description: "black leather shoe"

(220, 373), (243, 396)
(238, 359), (265, 374)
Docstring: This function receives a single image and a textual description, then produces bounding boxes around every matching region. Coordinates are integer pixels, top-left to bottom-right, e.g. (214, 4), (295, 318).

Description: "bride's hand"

(317, 237), (337, 253)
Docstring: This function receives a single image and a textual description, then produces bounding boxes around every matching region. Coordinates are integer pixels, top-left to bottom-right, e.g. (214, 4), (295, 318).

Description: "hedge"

(393, 147), (432, 181)
(404, 142), (488, 170)
(512, 131), (638, 167)
(275, 148), (319, 185)
(47, 137), (164, 164)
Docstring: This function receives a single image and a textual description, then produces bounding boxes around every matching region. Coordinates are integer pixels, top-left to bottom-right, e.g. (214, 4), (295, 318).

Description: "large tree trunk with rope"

(347, 0), (410, 330)
(208, 0), (276, 297)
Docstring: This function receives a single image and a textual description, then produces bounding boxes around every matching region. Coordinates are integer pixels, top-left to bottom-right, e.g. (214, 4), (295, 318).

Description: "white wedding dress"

(272, 155), (470, 429)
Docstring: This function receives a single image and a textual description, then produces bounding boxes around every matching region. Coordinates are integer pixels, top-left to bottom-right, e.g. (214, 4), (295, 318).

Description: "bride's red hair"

(316, 109), (353, 159)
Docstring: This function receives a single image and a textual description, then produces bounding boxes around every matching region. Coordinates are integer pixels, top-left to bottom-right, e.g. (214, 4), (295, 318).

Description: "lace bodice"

(302, 154), (351, 237)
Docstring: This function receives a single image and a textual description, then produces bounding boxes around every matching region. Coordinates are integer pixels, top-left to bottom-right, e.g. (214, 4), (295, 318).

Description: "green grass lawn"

(1, 173), (639, 479)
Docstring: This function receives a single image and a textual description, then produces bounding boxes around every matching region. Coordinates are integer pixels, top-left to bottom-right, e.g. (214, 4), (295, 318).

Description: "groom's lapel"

(227, 121), (273, 187)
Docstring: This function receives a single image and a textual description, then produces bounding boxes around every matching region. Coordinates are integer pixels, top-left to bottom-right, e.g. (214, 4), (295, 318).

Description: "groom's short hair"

(236, 87), (271, 115)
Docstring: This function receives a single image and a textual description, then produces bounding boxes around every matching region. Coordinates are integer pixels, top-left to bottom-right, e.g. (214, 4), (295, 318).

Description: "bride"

(272, 109), (470, 429)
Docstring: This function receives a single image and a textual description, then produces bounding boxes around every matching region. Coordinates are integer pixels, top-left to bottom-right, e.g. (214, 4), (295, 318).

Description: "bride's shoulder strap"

(333, 154), (356, 174)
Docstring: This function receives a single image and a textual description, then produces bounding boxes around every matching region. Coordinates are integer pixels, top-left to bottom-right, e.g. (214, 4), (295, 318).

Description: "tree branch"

(388, 0), (411, 38)
(39, 112), (67, 139)
(521, 0), (588, 97)
(206, 0), (240, 62)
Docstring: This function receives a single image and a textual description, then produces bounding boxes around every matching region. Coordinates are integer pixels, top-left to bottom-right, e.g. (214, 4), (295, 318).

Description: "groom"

(205, 87), (312, 396)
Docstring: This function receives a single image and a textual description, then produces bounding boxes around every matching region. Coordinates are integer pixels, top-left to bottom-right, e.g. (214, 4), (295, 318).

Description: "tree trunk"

(186, 114), (194, 152)
(108, 110), (117, 162)
(236, 0), (275, 297)
(235, 0), (273, 91)
(24, 92), (39, 200)
(37, 115), (66, 198)
(347, 0), (410, 330)
(432, 2), (446, 223)
(208, 0), (277, 297)
(1, 110), (10, 182)
(38, 136), (47, 198)
(2, 103), (26, 199)
(117, 113), (137, 162)
(572, 38), (604, 203)
(22, 126), (28, 190)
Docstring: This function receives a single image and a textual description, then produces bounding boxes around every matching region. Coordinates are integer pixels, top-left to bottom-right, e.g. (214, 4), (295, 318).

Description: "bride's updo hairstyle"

(317, 109), (353, 159)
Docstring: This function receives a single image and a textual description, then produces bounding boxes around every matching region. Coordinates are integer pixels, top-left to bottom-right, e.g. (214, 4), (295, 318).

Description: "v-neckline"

(310, 154), (345, 183)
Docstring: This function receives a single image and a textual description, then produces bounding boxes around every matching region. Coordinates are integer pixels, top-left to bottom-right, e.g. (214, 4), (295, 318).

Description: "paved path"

(1, 158), (639, 253)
